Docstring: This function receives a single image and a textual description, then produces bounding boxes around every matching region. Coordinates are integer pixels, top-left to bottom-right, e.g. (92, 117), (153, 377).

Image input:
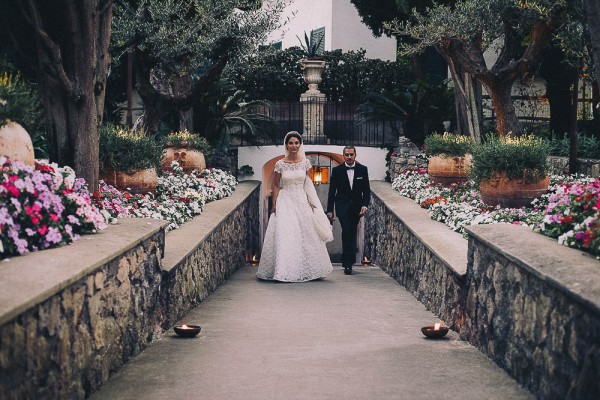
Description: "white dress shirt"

(345, 163), (355, 189)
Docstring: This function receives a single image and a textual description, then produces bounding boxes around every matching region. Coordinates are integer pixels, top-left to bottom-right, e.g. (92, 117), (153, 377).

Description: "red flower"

(49, 213), (59, 222)
(37, 225), (48, 235)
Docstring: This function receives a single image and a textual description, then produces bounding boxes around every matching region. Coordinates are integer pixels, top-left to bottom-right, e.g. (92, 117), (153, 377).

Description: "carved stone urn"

(300, 59), (326, 94)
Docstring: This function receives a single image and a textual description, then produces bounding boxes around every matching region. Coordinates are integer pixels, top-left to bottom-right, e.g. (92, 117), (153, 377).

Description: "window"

(310, 27), (325, 55)
(259, 41), (282, 52)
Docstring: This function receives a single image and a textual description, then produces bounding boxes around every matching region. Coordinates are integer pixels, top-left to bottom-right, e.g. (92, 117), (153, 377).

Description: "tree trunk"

(569, 67), (580, 174)
(5, 1), (112, 192)
(443, 51), (483, 143)
(585, 0), (600, 102)
(485, 81), (522, 136)
(539, 45), (577, 136)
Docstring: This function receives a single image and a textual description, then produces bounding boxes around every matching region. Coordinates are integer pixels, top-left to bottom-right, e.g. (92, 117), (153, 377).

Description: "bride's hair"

(283, 131), (305, 158)
(284, 131), (302, 145)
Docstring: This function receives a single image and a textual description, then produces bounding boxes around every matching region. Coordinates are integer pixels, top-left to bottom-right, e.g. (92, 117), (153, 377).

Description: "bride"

(256, 131), (333, 282)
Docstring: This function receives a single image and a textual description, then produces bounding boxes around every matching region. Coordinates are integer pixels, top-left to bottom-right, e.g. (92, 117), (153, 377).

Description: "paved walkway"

(90, 265), (533, 400)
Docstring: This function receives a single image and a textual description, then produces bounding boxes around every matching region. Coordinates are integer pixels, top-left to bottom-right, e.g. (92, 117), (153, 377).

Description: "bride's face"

(286, 137), (301, 155)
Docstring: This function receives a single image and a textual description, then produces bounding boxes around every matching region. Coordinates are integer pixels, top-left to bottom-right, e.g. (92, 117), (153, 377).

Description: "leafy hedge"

(226, 47), (413, 102)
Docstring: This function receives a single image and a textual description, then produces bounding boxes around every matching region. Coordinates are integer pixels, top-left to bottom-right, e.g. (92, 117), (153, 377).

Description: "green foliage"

(112, 0), (287, 76)
(470, 134), (550, 185)
(195, 82), (279, 151)
(424, 132), (472, 156)
(547, 133), (600, 159)
(0, 71), (47, 158)
(227, 48), (413, 102)
(296, 31), (324, 58)
(355, 80), (455, 143)
(163, 130), (211, 153)
(238, 164), (254, 176)
(99, 124), (163, 173)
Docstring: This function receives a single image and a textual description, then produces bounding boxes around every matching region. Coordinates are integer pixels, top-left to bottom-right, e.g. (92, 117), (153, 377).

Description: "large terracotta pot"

(0, 121), (35, 166)
(479, 172), (550, 208)
(428, 154), (472, 186)
(101, 168), (158, 195)
(162, 147), (206, 174)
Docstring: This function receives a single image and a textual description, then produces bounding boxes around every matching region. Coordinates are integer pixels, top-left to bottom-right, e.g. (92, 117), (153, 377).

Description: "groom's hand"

(326, 212), (334, 222)
(359, 207), (368, 217)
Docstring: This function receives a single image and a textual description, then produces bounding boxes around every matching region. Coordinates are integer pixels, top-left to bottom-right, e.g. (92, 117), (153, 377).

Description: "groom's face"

(344, 149), (356, 166)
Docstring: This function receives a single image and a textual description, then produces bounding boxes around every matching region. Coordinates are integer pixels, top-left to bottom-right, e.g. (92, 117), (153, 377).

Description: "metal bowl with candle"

(421, 322), (449, 339)
(173, 324), (201, 338)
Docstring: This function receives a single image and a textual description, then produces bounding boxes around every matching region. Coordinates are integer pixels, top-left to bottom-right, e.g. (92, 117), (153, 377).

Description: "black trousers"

(339, 213), (359, 268)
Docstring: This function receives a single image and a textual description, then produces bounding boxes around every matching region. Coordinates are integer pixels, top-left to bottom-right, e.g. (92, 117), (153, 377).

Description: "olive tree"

(112, 0), (288, 134)
(1, 0), (113, 191)
(386, 0), (570, 137)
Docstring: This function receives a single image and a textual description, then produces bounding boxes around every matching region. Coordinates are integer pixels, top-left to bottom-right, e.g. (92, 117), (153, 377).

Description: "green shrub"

(424, 132), (472, 157)
(547, 133), (600, 159)
(163, 130), (211, 154)
(470, 134), (550, 185)
(99, 124), (163, 173)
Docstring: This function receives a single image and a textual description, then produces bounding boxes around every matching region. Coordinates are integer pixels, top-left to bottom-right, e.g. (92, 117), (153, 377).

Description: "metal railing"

(235, 101), (401, 148)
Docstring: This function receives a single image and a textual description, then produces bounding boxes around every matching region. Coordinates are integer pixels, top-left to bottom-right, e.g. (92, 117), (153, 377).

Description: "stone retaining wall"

(365, 181), (600, 400)
(0, 181), (260, 400)
(547, 155), (600, 178)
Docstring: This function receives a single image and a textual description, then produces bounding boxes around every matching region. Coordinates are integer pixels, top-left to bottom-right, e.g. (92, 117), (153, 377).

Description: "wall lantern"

(311, 165), (328, 185)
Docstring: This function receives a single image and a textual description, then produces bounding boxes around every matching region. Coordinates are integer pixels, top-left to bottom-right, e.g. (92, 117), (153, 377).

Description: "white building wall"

(265, 0), (396, 61)
(331, 0), (396, 61)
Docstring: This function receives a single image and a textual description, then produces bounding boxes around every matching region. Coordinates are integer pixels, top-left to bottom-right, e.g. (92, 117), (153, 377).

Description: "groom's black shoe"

(344, 266), (352, 275)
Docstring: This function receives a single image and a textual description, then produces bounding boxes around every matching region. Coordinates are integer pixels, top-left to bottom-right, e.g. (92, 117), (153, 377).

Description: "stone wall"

(547, 155), (600, 178)
(464, 224), (600, 400)
(389, 155), (427, 182)
(0, 181), (260, 400)
(159, 182), (261, 327)
(0, 219), (167, 400)
(364, 182), (469, 333)
(365, 182), (600, 400)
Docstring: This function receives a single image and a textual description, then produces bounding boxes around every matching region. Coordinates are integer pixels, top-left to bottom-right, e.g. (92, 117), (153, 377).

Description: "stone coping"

(370, 181), (468, 276)
(466, 223), (600, 315)
(0, 218), (168, 326)
(162, 180), (260, 273)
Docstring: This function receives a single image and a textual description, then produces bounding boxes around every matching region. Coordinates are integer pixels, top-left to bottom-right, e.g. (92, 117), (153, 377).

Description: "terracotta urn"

(300, 59), (326, 94)
(479, 172), (550, 208)
(0, 121), (35, 166)
(100, 168), (158, 195)
(162, 147), (206, 174)
(427, 154), (472, 186)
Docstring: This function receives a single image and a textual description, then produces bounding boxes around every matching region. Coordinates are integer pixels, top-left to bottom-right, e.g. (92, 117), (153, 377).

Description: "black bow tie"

(345, 165), (355, 170)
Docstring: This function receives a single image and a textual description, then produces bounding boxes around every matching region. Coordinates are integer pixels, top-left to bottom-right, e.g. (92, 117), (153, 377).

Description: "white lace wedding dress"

(257, 158), (333, 282)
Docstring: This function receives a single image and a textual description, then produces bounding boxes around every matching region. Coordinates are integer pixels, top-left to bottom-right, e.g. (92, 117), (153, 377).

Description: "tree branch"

(20, 0), (74, 95)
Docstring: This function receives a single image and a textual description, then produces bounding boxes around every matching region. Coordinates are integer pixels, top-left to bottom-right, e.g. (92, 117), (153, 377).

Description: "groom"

(326, 146), (371, 275)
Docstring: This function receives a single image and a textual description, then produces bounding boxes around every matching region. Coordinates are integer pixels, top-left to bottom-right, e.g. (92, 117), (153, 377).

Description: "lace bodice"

(275, 158), (311, 187)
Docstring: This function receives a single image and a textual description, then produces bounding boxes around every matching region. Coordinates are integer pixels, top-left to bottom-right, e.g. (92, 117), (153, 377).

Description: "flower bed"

(1, 156), (107, 258)
(392, 168), (600, 256)
(95, 161), (237, 231)
(1, 157), (238, 259)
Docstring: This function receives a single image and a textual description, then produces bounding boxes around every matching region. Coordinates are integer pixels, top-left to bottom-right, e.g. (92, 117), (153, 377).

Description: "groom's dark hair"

(343, 145), (356, 154)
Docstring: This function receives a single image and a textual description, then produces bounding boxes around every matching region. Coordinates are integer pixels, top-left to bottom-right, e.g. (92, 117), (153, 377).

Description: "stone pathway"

(90, 265), (533, 400)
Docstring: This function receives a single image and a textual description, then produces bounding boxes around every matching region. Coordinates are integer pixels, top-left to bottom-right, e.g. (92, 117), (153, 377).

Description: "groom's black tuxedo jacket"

(326, 162), (371, 218)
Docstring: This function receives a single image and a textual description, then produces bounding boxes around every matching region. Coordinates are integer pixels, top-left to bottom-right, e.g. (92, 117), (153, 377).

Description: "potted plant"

(470, 134), (550, 208)
(297, 31), (325, 94)
(99, 124), (163, 194)
(162, 130), (211, 174)
(424, 132), (473, 186)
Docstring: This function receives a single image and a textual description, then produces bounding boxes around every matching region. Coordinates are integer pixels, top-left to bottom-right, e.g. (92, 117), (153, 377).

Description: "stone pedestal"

(300, 58), (327, 143)
(300, 92), (327, 143)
